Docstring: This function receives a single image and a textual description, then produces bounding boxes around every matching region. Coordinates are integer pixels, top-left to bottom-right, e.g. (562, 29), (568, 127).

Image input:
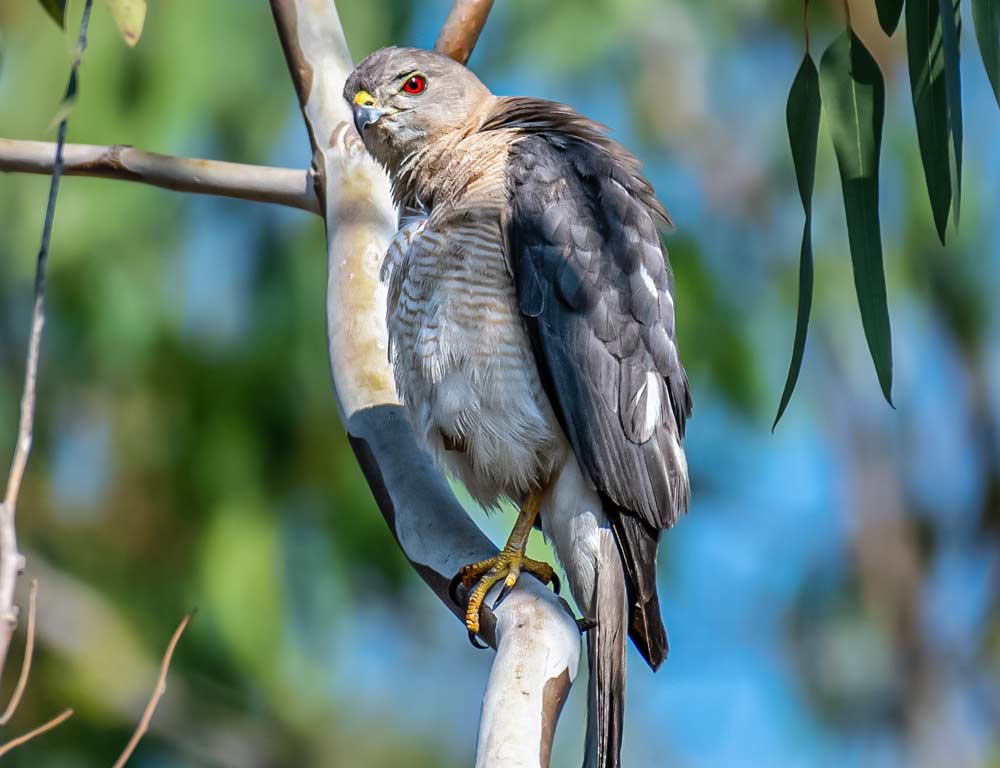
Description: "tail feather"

(583, 536), (628, 768)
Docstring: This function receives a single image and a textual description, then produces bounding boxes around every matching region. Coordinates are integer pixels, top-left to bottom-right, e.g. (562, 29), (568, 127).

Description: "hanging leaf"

(907, 0), (953, 244)
(103, 0), (146, 46)
(938, 0), (963, 225)
(877, 0), (906, 36)
(37, 0), (67, 28)
(774, 54), (821, 430)
(48, 67), (79, 131)
(972, 0), (1000, 107)
(820, 30), (894, 405)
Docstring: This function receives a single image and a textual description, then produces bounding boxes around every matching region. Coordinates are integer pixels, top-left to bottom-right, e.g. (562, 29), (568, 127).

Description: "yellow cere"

(354, 90), (376, 107)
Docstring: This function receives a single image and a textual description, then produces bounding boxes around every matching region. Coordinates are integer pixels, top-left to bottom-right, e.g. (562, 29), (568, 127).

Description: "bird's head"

(344, 47), (492, 172)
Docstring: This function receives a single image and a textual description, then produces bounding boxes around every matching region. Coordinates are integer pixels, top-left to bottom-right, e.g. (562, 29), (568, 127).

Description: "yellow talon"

(460, 551), (556, 636)
(449, 493), (560, 644)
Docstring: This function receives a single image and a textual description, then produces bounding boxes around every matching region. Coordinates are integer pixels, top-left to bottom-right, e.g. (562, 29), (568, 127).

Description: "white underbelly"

(408, 331), (563, 509)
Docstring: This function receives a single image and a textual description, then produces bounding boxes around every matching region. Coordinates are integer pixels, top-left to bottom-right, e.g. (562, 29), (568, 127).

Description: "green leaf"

(939, 0), (963, 225)
(37, 0), (67, 28)
(103, 0), (146, 46)
(774, 54), (821, 430)
(820, 30), (894, 405)
(907, 0), (954, 243)
(973, 0), (1000, 107)
(48, 67), (79, 131)
(877, 0), (905, 35)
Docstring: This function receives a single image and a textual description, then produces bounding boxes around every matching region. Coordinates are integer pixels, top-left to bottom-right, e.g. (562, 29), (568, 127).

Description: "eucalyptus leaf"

(774, 54), (820, 430)
(877, 0), (905, 35)
(907, 0), (953, 243)
(939, 0), (963, 225)
(972, 0), (1000, 107)
(37, 0), (67, 28)
(104, 0), (146, 46)
(820, 30), (894, 405)
(48, 68), (78, 131)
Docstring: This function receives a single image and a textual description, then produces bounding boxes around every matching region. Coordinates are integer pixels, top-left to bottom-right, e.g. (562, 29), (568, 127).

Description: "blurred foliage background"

(1, 0), (999, 765)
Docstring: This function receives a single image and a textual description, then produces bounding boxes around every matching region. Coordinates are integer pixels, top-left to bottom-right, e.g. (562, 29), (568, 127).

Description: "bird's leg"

(449, 492), (561, 646)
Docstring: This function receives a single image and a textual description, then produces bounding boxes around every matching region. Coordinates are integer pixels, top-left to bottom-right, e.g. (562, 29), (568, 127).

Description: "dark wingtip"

(630, 619), (669, 671)
(645, 642), (668, 672)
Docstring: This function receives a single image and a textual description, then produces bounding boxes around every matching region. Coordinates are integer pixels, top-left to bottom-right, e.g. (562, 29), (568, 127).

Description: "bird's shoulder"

(481, 97), (671, 229)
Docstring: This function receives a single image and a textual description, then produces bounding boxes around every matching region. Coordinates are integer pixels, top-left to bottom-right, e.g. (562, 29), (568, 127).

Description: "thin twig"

(0, 0), (94, 684)
(804, 0), (811, 55)
(0, 708), (74, 758)
(0, 139), (321, 215)
(112, 612), (193, 768)
(0, 580), (37, 725)
(434, 0), (495, 65)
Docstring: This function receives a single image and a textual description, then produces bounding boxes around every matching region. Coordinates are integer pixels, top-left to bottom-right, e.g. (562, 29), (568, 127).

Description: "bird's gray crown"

(344, 46), (472, 101)
(343, 47), (493, 174)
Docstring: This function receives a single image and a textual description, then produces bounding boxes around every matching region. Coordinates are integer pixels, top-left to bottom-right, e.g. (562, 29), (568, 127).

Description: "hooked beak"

(352, 90), (386, 135)
(353, 104), (386, 134)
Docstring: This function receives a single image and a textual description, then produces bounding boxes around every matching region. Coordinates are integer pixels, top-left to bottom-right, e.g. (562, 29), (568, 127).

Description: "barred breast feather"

(379, 134), (564, 510)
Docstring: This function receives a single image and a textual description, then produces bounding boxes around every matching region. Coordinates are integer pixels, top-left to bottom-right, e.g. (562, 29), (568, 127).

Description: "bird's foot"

(449, 549), (561, 648)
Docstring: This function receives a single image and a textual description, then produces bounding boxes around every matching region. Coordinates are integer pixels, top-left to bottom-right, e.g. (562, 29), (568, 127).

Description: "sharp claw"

(492, 581), (515, 610)
(550, 572), (561, 595)
(577, 617), (598, 633)
(448, 572), (464, 606)
(468, 630), (488, 649)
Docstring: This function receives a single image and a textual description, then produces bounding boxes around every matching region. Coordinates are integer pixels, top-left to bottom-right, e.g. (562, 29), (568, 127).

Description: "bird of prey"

(345, 47), (691, 767)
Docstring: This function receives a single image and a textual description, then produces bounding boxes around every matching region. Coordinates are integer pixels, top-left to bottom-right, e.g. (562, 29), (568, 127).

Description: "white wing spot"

(639, 264), (658, 298)
(643, 371), (661, 434)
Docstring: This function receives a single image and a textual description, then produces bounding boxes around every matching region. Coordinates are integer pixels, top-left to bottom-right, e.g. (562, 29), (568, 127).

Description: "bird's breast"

(383, 212), (563, 508)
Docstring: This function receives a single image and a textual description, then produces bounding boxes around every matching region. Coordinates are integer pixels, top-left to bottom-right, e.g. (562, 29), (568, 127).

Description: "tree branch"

(0, 708), (73, 759)
(268, 2), (580, 765)
(112, 612), (193, 768)
(0, 139), (320, 215)
(434, 0), (495, 65)
(0, 579), (37, 725)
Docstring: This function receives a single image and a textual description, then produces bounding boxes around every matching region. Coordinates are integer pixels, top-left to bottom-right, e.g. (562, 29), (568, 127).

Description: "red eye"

(402, 75), (427, 94)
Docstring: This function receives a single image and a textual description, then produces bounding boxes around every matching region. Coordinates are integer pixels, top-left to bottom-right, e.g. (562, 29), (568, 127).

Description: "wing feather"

(502, 118), (691, 531)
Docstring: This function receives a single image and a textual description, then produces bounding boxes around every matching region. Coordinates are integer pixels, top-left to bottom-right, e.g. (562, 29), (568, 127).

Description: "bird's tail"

(583, 535), (628, 768)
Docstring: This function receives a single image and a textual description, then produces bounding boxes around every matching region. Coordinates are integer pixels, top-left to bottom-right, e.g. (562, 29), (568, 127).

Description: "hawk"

(345, 47), (691, 767)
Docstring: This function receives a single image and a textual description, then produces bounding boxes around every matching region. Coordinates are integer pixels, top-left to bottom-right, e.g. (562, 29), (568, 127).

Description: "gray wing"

(507, 131), (691, 532)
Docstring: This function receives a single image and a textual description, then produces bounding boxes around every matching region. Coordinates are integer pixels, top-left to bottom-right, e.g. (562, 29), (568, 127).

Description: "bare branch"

(0, 708), (74, 758)
(0, 139), (320, 215)
(112, 612), (193, 768)
(434, 0), (496, 65)
(0, 0), (94, 685)
(0, 580), (37, 725)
